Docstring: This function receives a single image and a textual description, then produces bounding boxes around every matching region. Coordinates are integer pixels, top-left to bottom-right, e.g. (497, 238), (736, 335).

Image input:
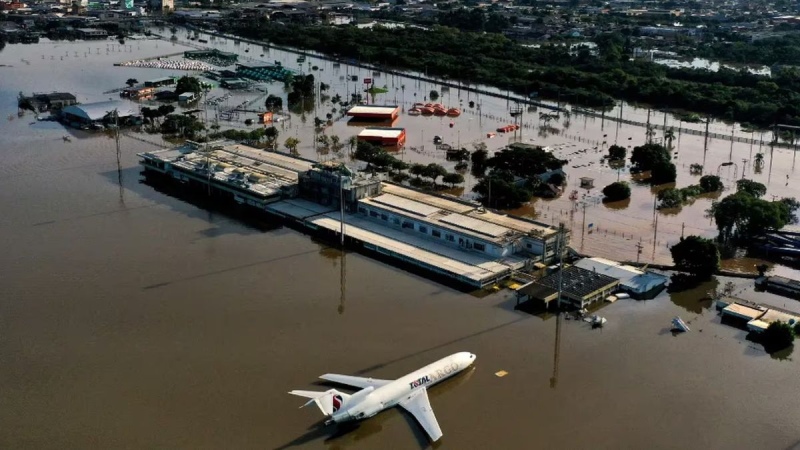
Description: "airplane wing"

(399, 388), (443, 442)
(319, 374), (392, 389)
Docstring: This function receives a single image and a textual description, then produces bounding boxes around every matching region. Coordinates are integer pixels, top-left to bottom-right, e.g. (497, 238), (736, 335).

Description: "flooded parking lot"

(1, 36), (800, 449)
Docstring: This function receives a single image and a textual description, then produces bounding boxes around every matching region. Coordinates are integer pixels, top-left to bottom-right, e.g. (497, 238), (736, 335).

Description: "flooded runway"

(1, 37), (800, 449)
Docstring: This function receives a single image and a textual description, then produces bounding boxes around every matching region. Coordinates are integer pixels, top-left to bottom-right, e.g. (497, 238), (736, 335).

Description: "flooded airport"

(1, 34), (800, 449)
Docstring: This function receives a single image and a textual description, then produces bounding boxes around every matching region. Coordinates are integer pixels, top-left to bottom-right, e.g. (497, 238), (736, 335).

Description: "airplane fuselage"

(331, 352), (475, 423)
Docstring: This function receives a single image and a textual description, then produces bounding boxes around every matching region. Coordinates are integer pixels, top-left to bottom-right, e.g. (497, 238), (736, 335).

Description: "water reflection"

(602, 197), (630, 210)
(668, 276), (718, 314)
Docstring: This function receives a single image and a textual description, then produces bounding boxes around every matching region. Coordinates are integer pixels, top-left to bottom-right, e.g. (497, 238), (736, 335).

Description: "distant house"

(76, 28), (108, 39)
(178, 92), (197, 103)
(154, 90), (178, 101)
(19, 92), (78, 112)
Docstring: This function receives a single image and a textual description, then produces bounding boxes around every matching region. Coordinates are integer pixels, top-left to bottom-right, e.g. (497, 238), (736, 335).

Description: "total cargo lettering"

(409, 376), (431, 389)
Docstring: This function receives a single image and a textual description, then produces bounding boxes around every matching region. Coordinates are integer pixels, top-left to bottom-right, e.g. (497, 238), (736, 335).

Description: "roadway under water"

(1, 36), (800, 449)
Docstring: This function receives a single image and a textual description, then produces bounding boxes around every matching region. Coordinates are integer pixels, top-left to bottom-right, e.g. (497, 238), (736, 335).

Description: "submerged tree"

(670, 236), (720, 280)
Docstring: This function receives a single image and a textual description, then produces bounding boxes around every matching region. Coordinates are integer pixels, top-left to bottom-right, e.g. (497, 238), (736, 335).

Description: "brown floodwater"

(2, 37), (800, 450)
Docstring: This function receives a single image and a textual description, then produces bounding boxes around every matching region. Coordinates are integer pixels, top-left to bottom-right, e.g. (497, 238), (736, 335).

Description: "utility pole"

(702, 117), (710, 170)
(636, 241), (644, 264)
(556, 222), (565, 310)
(339, 171), (345, 246)
(681, 222), (685, 238)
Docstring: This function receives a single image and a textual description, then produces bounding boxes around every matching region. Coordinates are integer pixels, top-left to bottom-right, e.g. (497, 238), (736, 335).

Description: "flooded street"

(2, 37), (800, 449)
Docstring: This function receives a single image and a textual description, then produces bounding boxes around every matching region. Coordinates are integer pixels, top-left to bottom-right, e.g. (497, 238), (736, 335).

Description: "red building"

(346, 105), (400, 122)
(357, 127), (407, 150)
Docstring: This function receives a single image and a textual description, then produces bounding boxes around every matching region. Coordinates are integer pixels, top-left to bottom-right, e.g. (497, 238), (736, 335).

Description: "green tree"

(664, 127), (676, 150)
(175, 76), (201, 95)
(471, 145), (489, 176)
(699, 175), (724, 193)
(265, 94), (283, 111)
(425, 163), (448, 185)
(657, 188), (683, 209)
(409, 163), (427, 179)
(429, 90), (439, 100)
(650, 160), (677, 184)
(264, 126), (279, 149)
(473, 171), (530, 209)
(125, 78), (138, 87)
(354, 141), (384, 165)
(608, 144), (626, 160)
(754, 153), (765, 170)
(284, 137), (300, 155)
(736, 179), (767, 198)
(487, 144), (566, 180)
(761, 321), (795, 353)
(442, 172), (465, 187)
(670, 236), (720, 280)
(631, 143), (670, 172)
(602, 181), (631, 201)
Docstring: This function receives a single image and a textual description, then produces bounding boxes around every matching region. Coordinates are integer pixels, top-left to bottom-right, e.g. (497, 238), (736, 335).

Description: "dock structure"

(138, 142), (567, 289)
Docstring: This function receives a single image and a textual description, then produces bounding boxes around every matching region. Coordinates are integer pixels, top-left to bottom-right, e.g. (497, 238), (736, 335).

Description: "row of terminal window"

(359, 207), (487, 252)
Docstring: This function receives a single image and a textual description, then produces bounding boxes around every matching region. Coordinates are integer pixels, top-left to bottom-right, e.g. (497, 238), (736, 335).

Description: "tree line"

(215, 21), (800, 127)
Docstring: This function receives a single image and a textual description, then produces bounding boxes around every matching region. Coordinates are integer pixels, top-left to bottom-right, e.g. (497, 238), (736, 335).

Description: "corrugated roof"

(62, 101), (138, 121)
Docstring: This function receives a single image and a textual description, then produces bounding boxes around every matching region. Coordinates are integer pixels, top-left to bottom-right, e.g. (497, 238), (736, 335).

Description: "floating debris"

(672, 316), (690, 333)
(494, 370), (508, 378)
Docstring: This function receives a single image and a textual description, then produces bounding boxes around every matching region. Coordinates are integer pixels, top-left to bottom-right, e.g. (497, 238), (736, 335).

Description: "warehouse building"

(60, 101), (139, 127)
(357, 127), (406, 150)
(346, 104), (400, 122)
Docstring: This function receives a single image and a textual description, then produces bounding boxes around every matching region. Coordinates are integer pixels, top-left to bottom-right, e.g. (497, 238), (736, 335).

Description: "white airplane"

(289, 352), (476, 442)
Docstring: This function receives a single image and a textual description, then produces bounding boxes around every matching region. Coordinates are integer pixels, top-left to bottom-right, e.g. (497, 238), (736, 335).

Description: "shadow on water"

(352, 319), (527, 375)
(98, 168), (283, 236)
(667, 275), (718, 314)
(280, 367), (475, 450)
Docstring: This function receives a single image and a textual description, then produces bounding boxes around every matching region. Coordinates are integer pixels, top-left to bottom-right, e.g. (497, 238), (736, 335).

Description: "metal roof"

(370, 193), (439, 217)
(439, 214), (508, 238)
(347, 105), (399, 115)
(358, 127), (404, 138)
(535, 265), (618, 299)
(61, 101), (138, 121)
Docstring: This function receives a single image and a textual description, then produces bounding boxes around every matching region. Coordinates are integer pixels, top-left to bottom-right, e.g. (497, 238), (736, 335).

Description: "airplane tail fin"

(289, 389), (350, 416)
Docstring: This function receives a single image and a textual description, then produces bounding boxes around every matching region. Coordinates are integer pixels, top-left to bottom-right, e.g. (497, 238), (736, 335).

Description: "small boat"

(486, 132), (496, 138)
(424, 103), (434, 108)
(408, 107), (421, 116)
(433, 108), (447, 116)
(446, 108), (461, 117)
(413, 102), (426, 108)
(672, 317), (690, 332)
(420, 107), (434, 115)
(433, 103), (445, 109)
